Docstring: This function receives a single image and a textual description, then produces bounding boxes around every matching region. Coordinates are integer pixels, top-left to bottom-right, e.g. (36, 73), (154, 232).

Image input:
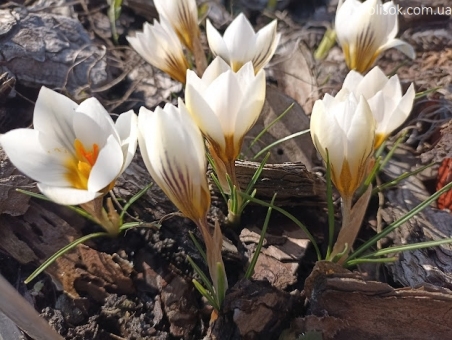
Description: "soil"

(1, 0), (452, 339)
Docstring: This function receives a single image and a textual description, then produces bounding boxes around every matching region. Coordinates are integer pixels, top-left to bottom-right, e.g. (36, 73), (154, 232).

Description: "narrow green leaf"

(16, 189), (98, 224)
(189, 232), (207, 263)
(240, 192), (322, 261)
(347, 180), (452, 262)
(249, 103), (294, 150)
(120, 182), (153, 220)
(252, 129), (310, 161)
(25, 232), (110, 284)
(245, 194), (276, 278)
(244, 152), (270, 196)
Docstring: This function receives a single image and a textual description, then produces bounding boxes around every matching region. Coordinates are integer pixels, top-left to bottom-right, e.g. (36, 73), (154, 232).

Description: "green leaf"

(245, 194), (276, 278)
(119, 182), (153, 220)
(240, 192), (322, 261)
(252, 129), (310, 161)
(25, 232), (110, 284)
(347, 180), (452, 263)
(248, 103), (294, 152)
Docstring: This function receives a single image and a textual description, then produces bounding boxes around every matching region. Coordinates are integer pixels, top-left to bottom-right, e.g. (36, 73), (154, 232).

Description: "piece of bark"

(0, 147), (32, 216)
(241, 224), (310, 290)
(231, 160), (325, 207)
(0, 8), (108, 96)
(304, 261), (452, 340)
(383, 183), (452, 289)
(210, 279), (300, 340)
(134, 250), (199, 339)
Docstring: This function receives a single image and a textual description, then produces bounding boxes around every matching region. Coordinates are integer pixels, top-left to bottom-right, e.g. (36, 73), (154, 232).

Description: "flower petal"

(206, 20), (230, 63)
(73, 97), (118, 147)
(234, 66), (266, 142)
(354, 66), (388, 99)
(201, 56), (231, 86)
(115, 110), (138, 172)
(33, 87), (78, 153)
(185, 80), (226, 150)
(88, 135), (124, 192)
(378, 38), (416, 60)
(376, 83), (415, 135)
(37, 184), (101, 205)
(223, 13), (257, 67)
(0, 129), (71, 186)
(253, 20), (280, 72)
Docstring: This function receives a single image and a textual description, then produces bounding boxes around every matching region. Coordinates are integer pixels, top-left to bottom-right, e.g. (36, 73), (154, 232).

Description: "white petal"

(203, 71), (243, 136)
(137, 107), (153, 174)
(376, 83), (415, 135)
(234, 68), (266, 141)
(201, 57), (231, 86)
(88, 135), (124, 192)
(73, 98), (118, 148)
(335, 0), (364, 44)
(186, 69), (207, 95)
(33, 87), (78, 153)
(342, 70), (363, 94)
(0, 129), (71, 187)
(206, 20), (230, 63)
(382, 1), (398, 39)
(378, 38), (416, 60)
(185, 81), (226, 150)
(223, 13), (256, 64)
(253, 20), (279, 71)
(311, 99), (343, 171)
(37, 184), (101, 205)
(354, 66), (388, 99)
(115, 110), (138, 172)
(345, 95), (375, 175)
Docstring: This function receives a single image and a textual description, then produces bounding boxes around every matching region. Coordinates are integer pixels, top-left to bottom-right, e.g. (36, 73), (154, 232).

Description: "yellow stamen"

(65, 139), (99, 189)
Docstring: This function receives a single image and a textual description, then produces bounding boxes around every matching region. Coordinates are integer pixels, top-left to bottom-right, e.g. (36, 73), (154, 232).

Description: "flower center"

(65, 139), (99, 190)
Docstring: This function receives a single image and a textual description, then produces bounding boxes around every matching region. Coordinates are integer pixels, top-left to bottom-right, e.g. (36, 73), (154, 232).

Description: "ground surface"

(1, 0), (452, 339)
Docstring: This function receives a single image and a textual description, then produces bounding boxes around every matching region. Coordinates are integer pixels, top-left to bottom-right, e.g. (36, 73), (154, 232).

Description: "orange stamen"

(65, 139), (100, 189)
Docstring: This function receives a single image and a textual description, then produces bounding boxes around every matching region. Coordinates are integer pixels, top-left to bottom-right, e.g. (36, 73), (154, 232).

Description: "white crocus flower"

(138, 100), (227, 298)
(154, 0), (199, 52)
(127, 18), (189, 84)
(335, 0), (415, 73)
(185, 57), (266, 191)
(206, 13), (280, 73)
(138, 99), (210, 224)
(0, 87), (138, 206)
(342, 66), (415, 148)
(310, 90), (375, 199)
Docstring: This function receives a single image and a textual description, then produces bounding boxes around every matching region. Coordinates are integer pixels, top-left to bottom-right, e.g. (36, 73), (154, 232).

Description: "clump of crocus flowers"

(1, 0), (418, 323)
(310, 65), (415, 261)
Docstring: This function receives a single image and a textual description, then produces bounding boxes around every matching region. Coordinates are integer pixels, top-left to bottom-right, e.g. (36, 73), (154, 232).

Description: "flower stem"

(224, 160), (242, 227)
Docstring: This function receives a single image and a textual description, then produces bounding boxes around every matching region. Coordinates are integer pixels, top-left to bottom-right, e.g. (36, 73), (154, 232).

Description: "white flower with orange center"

(185, 57), (266, 192)
(335, 0), (415, 73)
(206, 13), (280, 73)
(310, 90), (375, 199)
(0, 87), (138, 205)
